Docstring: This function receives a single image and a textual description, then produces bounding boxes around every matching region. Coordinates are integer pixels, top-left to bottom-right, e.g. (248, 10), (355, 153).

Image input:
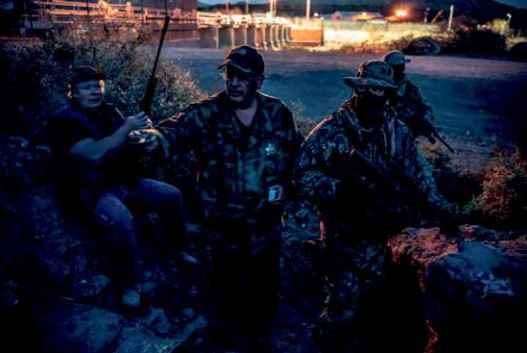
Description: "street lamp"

(269, 0), (277, 17)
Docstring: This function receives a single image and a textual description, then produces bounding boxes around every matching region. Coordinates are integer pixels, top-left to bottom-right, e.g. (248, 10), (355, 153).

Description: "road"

(163, 47), (527, 144)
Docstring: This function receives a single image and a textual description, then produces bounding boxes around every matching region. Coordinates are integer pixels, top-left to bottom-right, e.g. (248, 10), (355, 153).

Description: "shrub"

(418, 141), (482, 207)
(287, 100), (317, 138)
(444, 27), (507, 54)
(467, 148), (527, 226)
(0, 24), (204, 141)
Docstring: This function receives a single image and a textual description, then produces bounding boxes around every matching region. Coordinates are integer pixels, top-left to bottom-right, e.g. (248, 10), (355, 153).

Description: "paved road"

(164, 47), (527, 144)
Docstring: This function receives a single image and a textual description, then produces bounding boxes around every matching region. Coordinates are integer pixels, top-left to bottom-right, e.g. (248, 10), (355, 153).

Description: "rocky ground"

(1, 127), (526, 353)
(1, 40), (526, 353)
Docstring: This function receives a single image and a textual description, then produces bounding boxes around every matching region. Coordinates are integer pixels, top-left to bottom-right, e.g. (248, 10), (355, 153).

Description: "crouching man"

(294, 61), (458, 352)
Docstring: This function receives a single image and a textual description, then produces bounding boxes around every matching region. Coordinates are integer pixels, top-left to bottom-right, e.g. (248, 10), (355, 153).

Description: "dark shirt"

(237, 118), (253, 153)
(48, 101), (134, 206)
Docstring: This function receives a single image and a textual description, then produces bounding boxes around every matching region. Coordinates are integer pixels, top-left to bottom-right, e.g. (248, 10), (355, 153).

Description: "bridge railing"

(197, 11), (292, 28)
(30, 1), (197, 26)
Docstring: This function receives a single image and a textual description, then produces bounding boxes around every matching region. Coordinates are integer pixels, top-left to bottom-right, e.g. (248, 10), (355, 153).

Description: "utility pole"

(225, 1), (229, 13)
(245, 0), (249, 15)
(269, 0), (275, 16)
(447, 4), (454, 31)
(306, 0), (311, 20)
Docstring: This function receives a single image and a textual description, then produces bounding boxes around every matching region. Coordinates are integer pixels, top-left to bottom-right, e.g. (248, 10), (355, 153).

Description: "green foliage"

(0, 25), (204, 140)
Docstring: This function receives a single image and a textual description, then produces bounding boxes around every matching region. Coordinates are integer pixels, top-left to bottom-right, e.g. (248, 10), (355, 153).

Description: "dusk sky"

(199, 0), (527, 9)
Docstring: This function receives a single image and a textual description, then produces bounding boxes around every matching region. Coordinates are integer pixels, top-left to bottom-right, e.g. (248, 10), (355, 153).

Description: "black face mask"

(393, 65), (405, 83)
(357, 91), (388, 108)
(355, 92), (388, 126)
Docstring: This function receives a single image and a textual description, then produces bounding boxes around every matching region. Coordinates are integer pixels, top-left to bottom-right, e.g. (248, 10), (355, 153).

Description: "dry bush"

(443, 28), (507, 54)
(468, 149), (527, 226)
(0, 22), (204, 141)
(287, 100), (317, 138)
(418, 140), (483, 207)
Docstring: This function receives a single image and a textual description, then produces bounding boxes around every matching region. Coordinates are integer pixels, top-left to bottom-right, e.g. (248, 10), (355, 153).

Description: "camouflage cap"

(218, 45), (265, 76)
(70, 65), (105, 85)
(344, 60), (396, 90)
(383, 50), (411, 66)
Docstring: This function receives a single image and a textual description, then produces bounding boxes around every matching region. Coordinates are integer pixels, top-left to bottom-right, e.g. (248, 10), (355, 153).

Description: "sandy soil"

(163, 47), (527, 145)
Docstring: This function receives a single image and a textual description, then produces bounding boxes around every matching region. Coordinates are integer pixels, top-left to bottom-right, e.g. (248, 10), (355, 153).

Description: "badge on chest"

(264, 142), (277, 156)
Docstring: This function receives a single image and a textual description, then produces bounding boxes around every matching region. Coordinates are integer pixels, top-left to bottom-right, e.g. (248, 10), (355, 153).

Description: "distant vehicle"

(331, 10), (385, 23)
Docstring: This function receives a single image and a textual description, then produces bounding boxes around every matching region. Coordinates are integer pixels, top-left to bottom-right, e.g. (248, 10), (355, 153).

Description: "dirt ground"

(163, 47), (527, 146)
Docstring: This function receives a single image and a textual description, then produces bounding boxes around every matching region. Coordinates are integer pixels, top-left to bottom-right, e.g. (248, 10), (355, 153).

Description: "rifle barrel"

(433, 132), (455, 153)
(141, 15), (170, 115)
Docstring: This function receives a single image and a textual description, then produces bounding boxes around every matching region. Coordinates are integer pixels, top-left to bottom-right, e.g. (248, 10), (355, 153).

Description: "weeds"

(0, 24), (203, 141)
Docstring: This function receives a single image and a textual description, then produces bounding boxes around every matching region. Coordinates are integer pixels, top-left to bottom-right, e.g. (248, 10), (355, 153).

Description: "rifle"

(141, 14), (170, 115)
(329, 147), (420, 230)
(410, 116), (455, 153)
(341, 148), (410, 196)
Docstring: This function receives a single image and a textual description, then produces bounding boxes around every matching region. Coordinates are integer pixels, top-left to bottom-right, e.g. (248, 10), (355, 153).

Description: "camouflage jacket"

(390, 78), (434, 138)
(295, 98), (450, 223)
(157, 91), (303, 227)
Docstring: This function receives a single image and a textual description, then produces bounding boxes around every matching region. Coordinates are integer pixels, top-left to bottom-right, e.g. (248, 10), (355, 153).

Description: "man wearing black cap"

(295, 60), (457, 352)
(139, 45), (303, 352)
(48, 66), (191, 309)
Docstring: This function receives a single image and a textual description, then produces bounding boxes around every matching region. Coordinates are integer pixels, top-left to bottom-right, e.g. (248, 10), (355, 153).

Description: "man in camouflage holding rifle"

(137, 45), (303, 353)
(384, 50), (454, 152)
(295, 60), (457, 353)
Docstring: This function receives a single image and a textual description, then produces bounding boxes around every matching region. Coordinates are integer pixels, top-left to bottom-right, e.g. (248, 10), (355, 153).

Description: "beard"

(227, 81), (258, 110)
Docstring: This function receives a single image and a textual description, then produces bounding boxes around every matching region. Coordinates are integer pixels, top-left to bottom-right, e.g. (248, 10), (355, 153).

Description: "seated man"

(295, 61), (457, 352)
(48, 66), (190, 309)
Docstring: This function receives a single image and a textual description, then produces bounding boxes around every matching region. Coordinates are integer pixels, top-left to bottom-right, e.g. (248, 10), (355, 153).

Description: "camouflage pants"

(317, 234), (388, 353)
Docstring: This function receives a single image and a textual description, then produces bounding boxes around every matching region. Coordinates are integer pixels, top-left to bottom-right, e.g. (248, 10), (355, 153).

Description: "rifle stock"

(141, 15), (170, 115)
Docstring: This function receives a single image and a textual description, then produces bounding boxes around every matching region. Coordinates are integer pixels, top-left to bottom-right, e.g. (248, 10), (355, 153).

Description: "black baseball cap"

(218, 45), (265, 76)
(70, 65), (105, 85)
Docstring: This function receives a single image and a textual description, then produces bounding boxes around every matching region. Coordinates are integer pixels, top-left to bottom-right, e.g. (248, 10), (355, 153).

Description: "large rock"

(403, 37), (441, 56)
(35, 301), (123, 353)
(387, 227), (527, 353)
(510, 42), (527, 61)
(72, 275), (111, 301)
(114, 315), (207, 353)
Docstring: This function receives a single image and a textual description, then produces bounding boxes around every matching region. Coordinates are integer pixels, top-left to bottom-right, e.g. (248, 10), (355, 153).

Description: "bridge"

(14, 0), (322, 48)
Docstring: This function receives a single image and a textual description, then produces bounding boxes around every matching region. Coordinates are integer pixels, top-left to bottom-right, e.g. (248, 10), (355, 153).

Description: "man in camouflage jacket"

(294, 60), (456, 353)
(384, 50), (437, 141)
(140, 46), (302, 352)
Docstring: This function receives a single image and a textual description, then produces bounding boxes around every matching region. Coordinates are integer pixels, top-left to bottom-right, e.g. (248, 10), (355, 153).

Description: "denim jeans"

(93, 178), (185, 286)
